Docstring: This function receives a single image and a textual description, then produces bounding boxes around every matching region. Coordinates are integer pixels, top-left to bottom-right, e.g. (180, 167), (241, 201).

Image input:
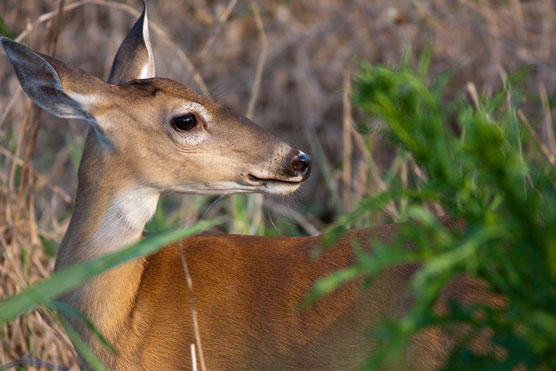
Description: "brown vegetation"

(1, 0), (555, 369)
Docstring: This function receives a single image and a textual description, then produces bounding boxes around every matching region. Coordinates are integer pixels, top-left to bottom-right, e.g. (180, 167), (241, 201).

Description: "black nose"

(291, 152), (311, 179)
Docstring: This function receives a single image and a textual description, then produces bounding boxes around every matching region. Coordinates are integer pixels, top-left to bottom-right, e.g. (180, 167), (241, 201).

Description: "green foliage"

(66, 132), (84, 171)
(38, 234), (57, 258)
(0, 17), (14, 39)
(327, 54), (556, 369)
(49, 301), (114, 370)
(59, 315), (108, 371)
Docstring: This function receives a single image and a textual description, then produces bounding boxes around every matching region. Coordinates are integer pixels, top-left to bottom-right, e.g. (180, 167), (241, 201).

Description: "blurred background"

(1, 0), (555, 369)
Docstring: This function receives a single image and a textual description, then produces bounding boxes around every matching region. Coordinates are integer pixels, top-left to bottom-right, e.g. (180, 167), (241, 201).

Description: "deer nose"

(291, 152), (311, 179)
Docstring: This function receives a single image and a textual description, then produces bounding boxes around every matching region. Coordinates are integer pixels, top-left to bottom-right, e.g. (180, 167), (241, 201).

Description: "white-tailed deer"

(1, 3), (500, 370)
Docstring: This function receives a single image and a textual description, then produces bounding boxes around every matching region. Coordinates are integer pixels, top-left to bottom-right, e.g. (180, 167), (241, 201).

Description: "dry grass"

(1, 0), (555, 369)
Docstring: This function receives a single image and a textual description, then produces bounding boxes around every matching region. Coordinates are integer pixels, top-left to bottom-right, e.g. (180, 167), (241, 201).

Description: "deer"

(1, 2), (500, 371)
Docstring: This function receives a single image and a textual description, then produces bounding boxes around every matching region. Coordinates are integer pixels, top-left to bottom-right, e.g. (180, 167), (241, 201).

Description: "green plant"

(317, 52), (556, 369)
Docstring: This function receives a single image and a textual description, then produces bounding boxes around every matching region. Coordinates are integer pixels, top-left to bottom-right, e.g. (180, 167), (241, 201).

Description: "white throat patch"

(94, 186), (159, 251)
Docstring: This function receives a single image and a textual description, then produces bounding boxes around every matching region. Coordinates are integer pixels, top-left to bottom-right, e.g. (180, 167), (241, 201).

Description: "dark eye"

(171, 113), (197, 131)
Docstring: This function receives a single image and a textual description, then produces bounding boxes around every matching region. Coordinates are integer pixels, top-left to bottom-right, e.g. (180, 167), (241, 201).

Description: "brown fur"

(74, 224), (501, 371)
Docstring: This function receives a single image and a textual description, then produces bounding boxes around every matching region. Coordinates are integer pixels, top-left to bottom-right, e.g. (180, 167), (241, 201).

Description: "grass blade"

(0, 218), (224, 324)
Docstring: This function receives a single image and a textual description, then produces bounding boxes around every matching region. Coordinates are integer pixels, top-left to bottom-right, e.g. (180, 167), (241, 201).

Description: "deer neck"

(54, 131), (159, 351)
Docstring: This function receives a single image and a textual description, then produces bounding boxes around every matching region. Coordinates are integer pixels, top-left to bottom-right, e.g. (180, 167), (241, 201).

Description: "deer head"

(0, 4), (310, 202)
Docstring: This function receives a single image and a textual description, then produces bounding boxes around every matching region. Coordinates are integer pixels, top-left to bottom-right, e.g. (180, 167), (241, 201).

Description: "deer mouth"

(245, 174), (305, 195)
(247, 174), (304, 185)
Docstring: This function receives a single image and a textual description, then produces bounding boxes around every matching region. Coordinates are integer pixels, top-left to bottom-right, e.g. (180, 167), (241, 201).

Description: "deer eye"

(171, 113), (197, 131)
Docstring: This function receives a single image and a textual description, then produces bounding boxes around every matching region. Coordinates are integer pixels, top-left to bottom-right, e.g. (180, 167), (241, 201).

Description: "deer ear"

(1, 37), (110, 127)
(108, 0), (155, 84)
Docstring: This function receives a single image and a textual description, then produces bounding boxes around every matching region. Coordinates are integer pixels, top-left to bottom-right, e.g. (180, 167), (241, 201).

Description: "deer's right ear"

(107, 1), (155, 84)
(1, 37), (109, 126)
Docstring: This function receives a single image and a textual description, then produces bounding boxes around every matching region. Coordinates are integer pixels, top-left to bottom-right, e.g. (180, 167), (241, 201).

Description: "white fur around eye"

(173, 128), (208, 147)
(176, 102), (211, 124)
(168, 102), (212, 147)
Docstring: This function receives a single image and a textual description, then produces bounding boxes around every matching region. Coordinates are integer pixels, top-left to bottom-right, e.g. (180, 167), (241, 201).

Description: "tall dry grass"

(1, 0), (555, 369)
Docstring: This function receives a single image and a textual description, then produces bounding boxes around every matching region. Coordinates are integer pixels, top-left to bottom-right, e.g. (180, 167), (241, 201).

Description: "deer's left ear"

(107, 0), (155, 84)
(1, 37), (109, 123)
